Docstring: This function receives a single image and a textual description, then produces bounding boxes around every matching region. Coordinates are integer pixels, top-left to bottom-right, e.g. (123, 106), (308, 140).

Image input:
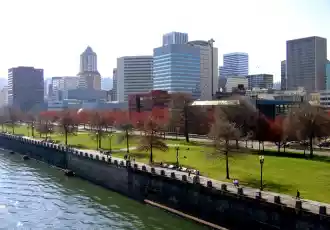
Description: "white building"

(51, 77), (79, 101)
(0, 87), (8, 107)
(225, 76), (248, 93)
(187, 40), (218, 100)
(116, 56), (153, 102)
(112, 68), (117, 101)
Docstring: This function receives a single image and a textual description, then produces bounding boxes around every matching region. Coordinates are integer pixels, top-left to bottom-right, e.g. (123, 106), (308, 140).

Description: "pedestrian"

(296, 190), (300, 199)
(188, 170), (191, 177)
(233, 179), (239, 187)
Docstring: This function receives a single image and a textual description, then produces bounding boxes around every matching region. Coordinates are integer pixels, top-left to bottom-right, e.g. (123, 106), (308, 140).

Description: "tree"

(25, 113), (37, 137)
(5, 107), (21, 134)
(117, 123), (134, 153)
(57, 110), (78, 145)
(137, 118), (168, 164)
(168, 93), (192, 142)
(89, 111), (107, 150)
(36, 117), (54, 139)
(287, 104), (330, 158)
(209, 108), (241, 179)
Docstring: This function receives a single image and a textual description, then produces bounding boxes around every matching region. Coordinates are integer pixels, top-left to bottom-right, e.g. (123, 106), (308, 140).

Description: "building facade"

(246, 74), (273, 90)
(224, 76), (248, 93)
(162, 32), (188, 46)
(186, 40), (219, 100)
(8, 66), (44, 112)
(220, 52), (249, 78)
(78, 46), (101, 90)
(153, 44), (201, 99)
(0, 87), (8, 107)
(326, 63), (330, 90)
(116, 56), (153, 102)
(281, 60), (286, 90)
(286, 36), (327, 91)
(112, 68), (117, 101)
(51, 77), (79, 101)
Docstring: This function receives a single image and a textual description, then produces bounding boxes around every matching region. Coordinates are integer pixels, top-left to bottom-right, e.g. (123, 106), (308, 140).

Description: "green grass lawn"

(5, 125), (330, 203)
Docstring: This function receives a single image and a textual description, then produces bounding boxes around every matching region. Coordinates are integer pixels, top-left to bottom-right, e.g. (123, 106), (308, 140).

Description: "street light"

(208, 38), (215, 98)
(175, 144), (180, 168)
(259, 155), (265, 191)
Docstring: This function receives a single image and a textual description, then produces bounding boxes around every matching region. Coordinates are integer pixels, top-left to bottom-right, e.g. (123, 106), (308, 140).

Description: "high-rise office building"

(8, 66), (44, 112)
(78, 46), (101, 90)
(281, 60), (287, 90)
(51, 76), (78, 101)
(112, 68), (117, 101)
(326, 62), (330, 90)
(153, 44), (201, 99)
(116, 56), (153, 102)
(246, 74), (273, 90)
(162, 32), (188, 46)
(286, 36), (327, 91)
(220, 52), (249, 78)
(187, 40), (218, 100)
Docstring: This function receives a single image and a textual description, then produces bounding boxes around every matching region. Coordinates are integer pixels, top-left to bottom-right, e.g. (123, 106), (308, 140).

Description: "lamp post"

(259, 155), (265, 191)
(208, 38), (215, 98)
(175, 145), (180, 168)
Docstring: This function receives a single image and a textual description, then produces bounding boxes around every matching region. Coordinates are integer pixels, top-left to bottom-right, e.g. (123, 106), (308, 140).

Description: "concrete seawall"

(1, 133), (329, 230)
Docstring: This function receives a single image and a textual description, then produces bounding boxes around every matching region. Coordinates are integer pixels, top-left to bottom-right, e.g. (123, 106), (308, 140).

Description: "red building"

(128, 90), (170, 113)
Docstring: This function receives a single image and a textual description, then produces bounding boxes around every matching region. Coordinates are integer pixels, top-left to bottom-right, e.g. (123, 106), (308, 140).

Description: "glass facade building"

(162, 32), (188, 46)
(153, 44), (201, 99)
(326, 63), (330, 90)
(220, 52), (249, 78)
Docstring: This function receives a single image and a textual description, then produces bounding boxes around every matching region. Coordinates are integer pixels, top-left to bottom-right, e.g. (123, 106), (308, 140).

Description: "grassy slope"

(6, 125), (330, 203)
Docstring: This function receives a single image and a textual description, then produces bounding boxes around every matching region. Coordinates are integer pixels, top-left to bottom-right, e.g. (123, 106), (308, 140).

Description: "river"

(0, 150), (206, 230)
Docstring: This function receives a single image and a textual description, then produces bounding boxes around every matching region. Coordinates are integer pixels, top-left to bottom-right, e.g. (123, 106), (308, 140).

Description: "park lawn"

(113, 144), (330, 203)
(6, 125), (330, 203)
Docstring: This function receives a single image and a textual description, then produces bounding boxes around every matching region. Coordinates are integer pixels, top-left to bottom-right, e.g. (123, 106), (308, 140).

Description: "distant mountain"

(101, 77), (113, 91)
(0, 78), (7, 89)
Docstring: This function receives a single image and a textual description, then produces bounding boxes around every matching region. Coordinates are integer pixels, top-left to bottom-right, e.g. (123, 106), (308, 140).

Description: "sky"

(0, 0), (329, 82)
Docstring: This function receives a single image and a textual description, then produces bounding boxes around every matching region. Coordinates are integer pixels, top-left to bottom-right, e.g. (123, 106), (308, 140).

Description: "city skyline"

(0, 0), (329, 81)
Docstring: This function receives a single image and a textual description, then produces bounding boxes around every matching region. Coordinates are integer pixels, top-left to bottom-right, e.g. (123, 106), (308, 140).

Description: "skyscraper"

(286, 36), (327, 91)
(153, 44), (201, 98)
(281, 60), (287, 90)
(8, 66), (44, 112)
(78, 46), (101, 90)
(187, 40), (218, 100)
(162, 32), (188, 46)
(246, 74), (273, 89)
(116, 56), (153, 102)
(221, 52), (249, 78)
(112, 68), (117, 101)
(326, 62), (330, 90)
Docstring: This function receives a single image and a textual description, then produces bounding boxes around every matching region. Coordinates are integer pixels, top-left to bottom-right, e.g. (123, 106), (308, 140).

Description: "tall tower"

(286, 36), (327, 91)
(78, 46), (101, 90)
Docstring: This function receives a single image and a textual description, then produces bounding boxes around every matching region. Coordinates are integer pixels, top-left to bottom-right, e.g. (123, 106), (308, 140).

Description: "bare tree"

(117, 123), (134, 153)
(89, 111), (107, 150)
(36, 118), (54, 140)
(287, 104), (330, 158)
(209, 108), (241, 179)
(137, 118), (168, 164)
(57, 110), (78, 145)
(4, 107), (20, 134)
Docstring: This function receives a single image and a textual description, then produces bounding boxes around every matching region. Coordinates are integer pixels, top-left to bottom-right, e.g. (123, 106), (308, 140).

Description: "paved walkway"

(80, 147), (330, 216)
(20, 133), (330, 215)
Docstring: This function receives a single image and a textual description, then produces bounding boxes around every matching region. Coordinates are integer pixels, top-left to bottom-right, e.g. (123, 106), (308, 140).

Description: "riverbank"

(5, 125), (330, 203)
(0, 133), (330, 229)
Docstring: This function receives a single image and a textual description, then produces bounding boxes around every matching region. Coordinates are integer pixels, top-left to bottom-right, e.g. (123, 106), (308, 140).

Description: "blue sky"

(0, 0), (329, 81)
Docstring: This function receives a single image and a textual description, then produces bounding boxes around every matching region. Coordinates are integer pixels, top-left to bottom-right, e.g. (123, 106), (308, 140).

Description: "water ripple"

(0, 151), (205, 230)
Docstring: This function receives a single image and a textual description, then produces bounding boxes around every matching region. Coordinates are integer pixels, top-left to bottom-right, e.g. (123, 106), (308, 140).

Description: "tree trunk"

(262, 142), (264, 152)
(126, 130), (129, 153)
(258, 141), (261, 151)
(65, 131), (68, 146)
(150, 133), (153, 164)
(245, 140), (247, 148)
(225, 140), (230, 179)
(184, 105), (189, 143)
(235, 140), (239, 149)
(98, 131), (102, 149)
(12, 125), (14, 134)
(309, 136), (313, 158)
(277, 143), (280, 153)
